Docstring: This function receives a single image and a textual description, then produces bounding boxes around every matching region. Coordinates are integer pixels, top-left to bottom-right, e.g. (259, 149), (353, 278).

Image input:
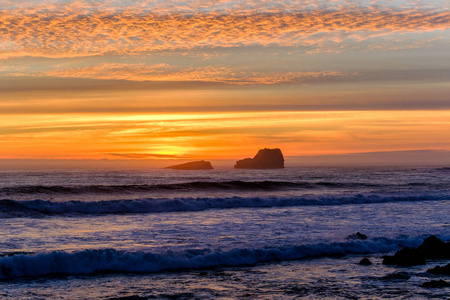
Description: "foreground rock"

(234, 148), (284, 169)
(416, 235), (450, 259)
(166, 161), (213, 170)
(359, 258), (372, 266)
(346, 232), (368, 240)
(421, 280), (450, 288)
(382, 247), (426, 266)
(382, 235), (450, 266)
(427, 263), (450, 275)
(382, 272), (411, 280)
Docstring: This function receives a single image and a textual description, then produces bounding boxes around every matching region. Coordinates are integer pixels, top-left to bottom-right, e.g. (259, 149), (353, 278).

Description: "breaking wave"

(0, 180), (428, 196)
(0, 237), (426, 279)
(0, 194), (448, 218)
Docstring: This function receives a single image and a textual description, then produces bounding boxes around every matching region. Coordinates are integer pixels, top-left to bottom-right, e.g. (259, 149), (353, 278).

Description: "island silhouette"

(166, 160), (214, 170)
(164, 148), (285, 170)
(234, 148), (284, 169)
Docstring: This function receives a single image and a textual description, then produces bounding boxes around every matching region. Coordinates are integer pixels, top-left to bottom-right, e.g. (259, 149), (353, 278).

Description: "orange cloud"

(1, 8), (448, 58)
(11, 63), (349, 85)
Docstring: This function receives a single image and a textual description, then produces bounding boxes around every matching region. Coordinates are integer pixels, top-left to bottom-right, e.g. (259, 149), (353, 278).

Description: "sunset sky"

(1, 0), (449, 160)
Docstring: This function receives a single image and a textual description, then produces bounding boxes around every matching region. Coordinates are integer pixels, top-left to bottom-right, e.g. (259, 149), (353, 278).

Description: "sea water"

(0, 166), (449, 299)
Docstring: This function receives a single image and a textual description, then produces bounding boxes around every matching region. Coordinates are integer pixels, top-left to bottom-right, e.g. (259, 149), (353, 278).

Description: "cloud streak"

(2, 110), (450, 159)
(107, 153), (192, 159)
(4, 1), (449, 14)
(1, 8), (448, 58)
(10, 63), (348, 85)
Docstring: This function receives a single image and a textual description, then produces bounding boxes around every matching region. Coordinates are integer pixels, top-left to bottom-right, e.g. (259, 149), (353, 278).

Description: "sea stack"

(166, 160), (214, 170)
(234, 148), (284, 169)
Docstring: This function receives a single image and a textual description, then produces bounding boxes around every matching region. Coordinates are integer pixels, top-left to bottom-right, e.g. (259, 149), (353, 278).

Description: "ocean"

(0, 166), (449, 299)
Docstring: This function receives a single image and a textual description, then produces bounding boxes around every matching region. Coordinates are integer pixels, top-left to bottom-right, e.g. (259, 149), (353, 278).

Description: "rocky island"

(166, 160), (214, 170)
(234, 148), (284, 169)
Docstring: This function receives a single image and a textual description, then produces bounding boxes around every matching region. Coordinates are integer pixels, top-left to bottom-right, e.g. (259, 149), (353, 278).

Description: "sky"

(1, 0), (449, 160)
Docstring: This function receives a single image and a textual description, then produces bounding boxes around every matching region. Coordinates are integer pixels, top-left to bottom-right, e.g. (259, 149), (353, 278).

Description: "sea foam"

(0, 237), (424, 279)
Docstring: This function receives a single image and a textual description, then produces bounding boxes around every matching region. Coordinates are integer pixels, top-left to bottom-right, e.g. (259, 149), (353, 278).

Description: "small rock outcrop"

(234, 148), (284, 169)
(382, 272), (411, 280)
(382, 235), (450, 266)
(427, 263), (450, 276)
(421, 280), (450, 288)
(417, 235), (450, 259)
(382, 247), (426, 266)
(346, 232), (368, 240)
(359, 258), (372, 266)
(165, 161), (213, 170)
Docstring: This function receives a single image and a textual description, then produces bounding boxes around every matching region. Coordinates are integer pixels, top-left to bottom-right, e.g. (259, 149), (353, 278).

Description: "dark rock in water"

(382, 272), (411, 280)
(346, 232), (368, 240)
(159, 292), (195, 299)
(234, 148), (284, 169)
(382, 247), (426, 266)
(417, 235), (450, 259)
(421, 280), (450, 288)
(427, 263), (450, 276)
(197, 271), (209, 277)
(106, 296), (149, 300)
(359, 258), (372, 265)
(165, 161), (213, 170)
(382, 235), (449, 266)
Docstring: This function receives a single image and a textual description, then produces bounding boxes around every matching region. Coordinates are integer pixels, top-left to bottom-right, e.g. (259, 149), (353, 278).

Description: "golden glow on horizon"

(1, 111), (450, 160)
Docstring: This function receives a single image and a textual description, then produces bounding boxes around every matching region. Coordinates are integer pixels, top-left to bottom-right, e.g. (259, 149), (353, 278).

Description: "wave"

(0, 237), (424, 279)
(436, 167), (450, 171)
(1, 194), (449, 218)
(0, 180), (401, 196)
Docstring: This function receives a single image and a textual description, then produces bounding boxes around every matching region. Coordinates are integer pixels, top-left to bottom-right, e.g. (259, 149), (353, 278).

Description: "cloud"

(1, 8), (448, 58)
(4, 1), (449, 14)
(107, 153), (192, 159)
(45, 64), (349, 85)
(6, 62), (350, 85)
